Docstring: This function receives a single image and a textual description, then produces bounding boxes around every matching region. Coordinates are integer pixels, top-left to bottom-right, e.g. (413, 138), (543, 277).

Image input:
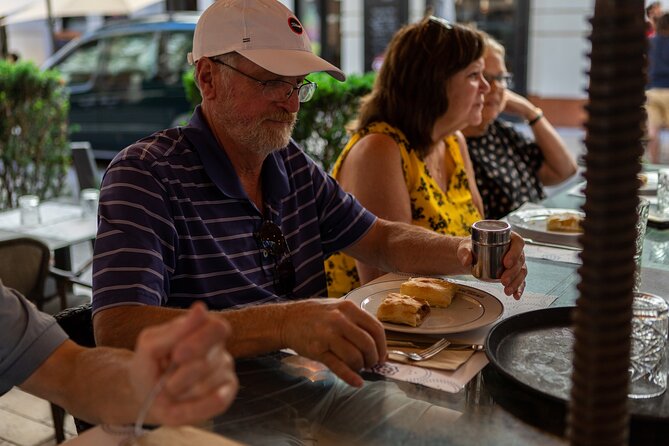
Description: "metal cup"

(629, 292), (668, 399)
(471, 220), (511, 282)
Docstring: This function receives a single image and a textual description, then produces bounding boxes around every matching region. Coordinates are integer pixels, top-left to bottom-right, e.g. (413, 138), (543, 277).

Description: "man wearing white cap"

(92, 0), (527, 390)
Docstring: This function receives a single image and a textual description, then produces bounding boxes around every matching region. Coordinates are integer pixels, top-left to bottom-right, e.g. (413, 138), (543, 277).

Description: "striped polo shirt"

(91, 107), (376, 314)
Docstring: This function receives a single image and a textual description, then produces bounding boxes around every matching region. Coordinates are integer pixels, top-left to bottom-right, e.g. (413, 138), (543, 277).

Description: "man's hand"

(131, 302), (238, 425)
(279, 299), (387, 387)
(457, 232), (527, 299)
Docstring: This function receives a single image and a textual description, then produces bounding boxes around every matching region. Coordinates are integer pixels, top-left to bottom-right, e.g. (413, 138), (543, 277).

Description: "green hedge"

(182, 70), (375, 172)
(0, 60), (70, 210)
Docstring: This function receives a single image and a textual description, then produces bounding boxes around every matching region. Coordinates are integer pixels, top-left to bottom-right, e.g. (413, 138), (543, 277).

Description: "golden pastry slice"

(638, 173), (648, 187)
(399, 277), (456, 308)
(376, 293), (430, 327)
(546, 213), (583, 233)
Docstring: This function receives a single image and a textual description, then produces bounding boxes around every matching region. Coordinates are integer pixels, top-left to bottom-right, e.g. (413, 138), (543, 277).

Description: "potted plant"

(0, 60), (70, 210)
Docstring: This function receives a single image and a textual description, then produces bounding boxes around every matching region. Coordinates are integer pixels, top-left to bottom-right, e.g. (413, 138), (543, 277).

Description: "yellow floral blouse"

(325, 122), (482, 297)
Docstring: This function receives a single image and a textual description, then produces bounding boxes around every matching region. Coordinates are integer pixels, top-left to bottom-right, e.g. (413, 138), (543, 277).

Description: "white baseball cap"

(187, 0), (345, 81)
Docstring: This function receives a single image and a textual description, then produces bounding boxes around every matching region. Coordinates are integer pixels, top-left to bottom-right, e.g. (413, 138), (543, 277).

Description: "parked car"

(43, 13), (198, 160)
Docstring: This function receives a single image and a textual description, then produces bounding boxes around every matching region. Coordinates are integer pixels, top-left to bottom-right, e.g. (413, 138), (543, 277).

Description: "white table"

(0, 201), (97, 269)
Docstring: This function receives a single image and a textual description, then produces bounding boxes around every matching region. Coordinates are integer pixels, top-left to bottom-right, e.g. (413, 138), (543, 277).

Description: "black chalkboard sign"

(364, 0), (409, 72)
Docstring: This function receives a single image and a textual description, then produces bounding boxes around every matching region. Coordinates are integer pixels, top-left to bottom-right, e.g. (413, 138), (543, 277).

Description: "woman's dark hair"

(356, 17), (485, 155)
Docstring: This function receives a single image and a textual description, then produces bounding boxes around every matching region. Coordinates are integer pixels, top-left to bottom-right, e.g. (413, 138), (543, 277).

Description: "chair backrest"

(54, 303), (95, 348)
(71, 142), (100, 191)
(0, 237), (50, 310)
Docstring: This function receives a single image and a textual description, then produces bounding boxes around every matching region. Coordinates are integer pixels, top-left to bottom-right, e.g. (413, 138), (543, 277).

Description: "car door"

(156, 29), (195, 127)
(94, 31), (161, 152)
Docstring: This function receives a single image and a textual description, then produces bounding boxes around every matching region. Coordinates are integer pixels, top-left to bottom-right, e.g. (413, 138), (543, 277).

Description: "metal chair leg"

(50, 403), (66, 443)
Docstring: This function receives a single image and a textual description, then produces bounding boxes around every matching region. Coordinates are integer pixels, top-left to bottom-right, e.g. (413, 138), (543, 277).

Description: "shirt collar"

(182, 106), (291, 206)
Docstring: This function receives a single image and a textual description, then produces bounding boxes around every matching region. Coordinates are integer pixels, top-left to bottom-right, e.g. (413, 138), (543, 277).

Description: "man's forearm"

(21, 341), (140, 425)
(94, 305), (187, 350)
(94, 303), (289, 357)
(346, 220), (469, 277)
(67, 346), (139, 424)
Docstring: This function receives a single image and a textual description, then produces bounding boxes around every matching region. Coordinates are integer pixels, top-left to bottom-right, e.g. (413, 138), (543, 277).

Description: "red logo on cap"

(288, 17), (303, 35)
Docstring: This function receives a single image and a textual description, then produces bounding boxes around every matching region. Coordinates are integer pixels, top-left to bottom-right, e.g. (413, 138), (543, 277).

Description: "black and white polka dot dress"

(466, 119), (545, 220)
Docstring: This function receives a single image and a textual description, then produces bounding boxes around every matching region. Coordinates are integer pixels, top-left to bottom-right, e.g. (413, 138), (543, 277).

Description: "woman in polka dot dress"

(462, 34), (577, 220)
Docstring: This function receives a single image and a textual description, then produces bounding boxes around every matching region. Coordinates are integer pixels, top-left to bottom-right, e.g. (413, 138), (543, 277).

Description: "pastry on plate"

(399, 277), (456, 308)
(638, 173), (648, 187)
(546, 213), (583, 233)
(376, 293), (430, 327)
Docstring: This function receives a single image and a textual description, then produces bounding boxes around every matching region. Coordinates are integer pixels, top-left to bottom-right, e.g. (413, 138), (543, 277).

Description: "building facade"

(5, 0), (649, 127)
(277, 0), (597, 127)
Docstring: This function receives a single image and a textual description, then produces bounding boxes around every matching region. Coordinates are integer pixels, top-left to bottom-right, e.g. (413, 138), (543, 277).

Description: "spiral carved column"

(567, 1), (647, 445)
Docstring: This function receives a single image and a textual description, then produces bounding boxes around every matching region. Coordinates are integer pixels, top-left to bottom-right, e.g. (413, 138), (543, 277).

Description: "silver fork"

(388, 338), (451, 361)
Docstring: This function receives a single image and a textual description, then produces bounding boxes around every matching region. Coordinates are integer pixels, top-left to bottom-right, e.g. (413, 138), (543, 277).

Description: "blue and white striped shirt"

(92, 107), (376, 314)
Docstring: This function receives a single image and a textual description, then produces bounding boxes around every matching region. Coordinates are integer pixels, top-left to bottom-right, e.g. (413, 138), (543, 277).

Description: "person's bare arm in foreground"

(23, 303), (237, 426)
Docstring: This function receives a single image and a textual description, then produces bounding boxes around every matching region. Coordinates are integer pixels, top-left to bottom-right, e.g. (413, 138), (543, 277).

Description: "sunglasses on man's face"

(255, 220), (295, 295)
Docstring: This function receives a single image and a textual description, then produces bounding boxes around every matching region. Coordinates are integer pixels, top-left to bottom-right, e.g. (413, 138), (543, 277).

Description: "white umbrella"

(0, 0), (36, 17)
(3, 0), (161, 24)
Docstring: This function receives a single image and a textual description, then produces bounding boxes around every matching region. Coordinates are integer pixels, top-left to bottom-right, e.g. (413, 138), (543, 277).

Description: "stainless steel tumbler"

(471, 220), (511, 282)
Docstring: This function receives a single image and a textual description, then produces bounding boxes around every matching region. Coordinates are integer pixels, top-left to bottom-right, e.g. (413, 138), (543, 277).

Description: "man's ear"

(196, 58), (218, 100)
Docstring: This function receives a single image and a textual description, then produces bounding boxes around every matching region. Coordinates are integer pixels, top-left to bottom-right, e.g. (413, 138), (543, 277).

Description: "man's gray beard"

(245, 119), (296, 158)
(214, 109), (297, 158)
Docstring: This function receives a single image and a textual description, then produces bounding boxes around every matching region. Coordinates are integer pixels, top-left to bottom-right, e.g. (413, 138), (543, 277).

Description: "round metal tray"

(483, 306), (669, 444)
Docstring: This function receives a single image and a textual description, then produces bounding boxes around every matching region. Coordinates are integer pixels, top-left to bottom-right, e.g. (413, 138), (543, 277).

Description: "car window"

(101, 33), (158, 90)
(93, 32), (158, 99)
(55, 40), (102, 86)
(104, 32), (158, 82)
(160, 31), (194, 85)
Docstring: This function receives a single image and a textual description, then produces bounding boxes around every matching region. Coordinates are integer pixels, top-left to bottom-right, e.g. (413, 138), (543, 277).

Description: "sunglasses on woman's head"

(428, 16), (453, 30)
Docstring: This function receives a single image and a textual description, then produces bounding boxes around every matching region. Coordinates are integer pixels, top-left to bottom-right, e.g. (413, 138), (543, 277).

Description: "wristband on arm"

(528, 109), (544, 126)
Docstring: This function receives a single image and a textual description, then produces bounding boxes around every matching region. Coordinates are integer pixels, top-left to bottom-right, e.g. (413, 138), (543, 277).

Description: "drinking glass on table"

(658, 168), (669, 216)
(80, 188), (99, 217)
(633, 198), (650, 293)
(18, 195), (41, 226)
(629, 292), (668, 399)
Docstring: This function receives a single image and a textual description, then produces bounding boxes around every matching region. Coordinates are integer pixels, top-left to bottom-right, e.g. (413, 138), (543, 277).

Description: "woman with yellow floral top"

(325, 17), (489, 297)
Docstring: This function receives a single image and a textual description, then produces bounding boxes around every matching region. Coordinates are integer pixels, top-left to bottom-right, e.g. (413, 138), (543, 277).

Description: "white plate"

(568, 173), (658, 198)
(507, 208), (583, 249)
(344, 279), (503, 334)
